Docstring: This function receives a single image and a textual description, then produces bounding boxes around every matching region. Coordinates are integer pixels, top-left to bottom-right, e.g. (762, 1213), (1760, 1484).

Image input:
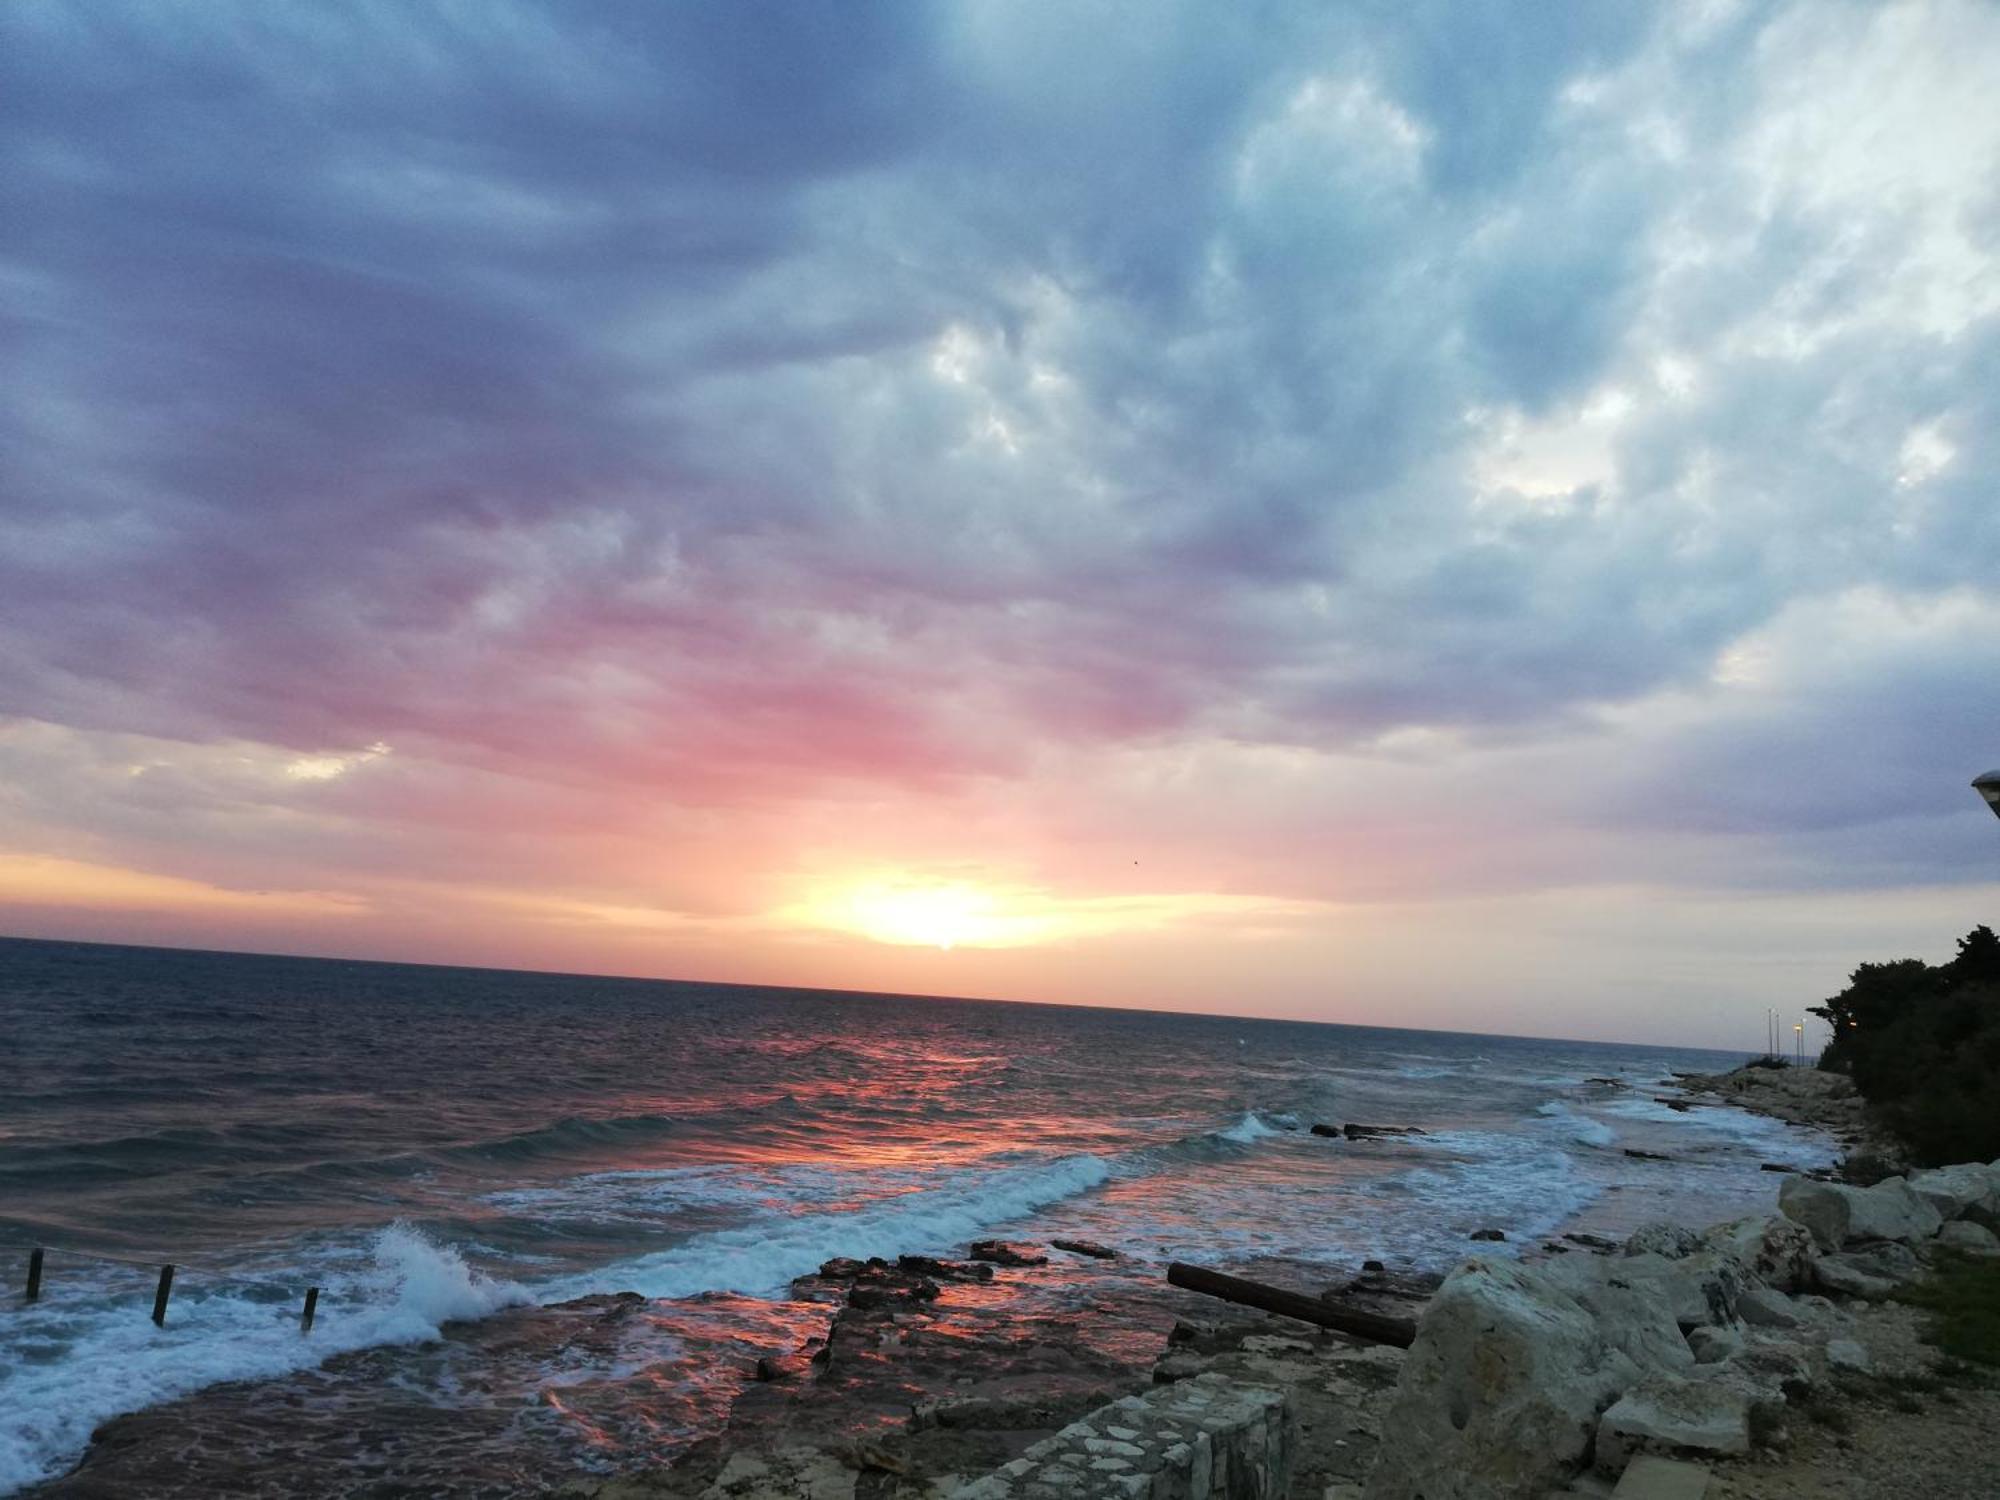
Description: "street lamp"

(1976, 770), (2000, 820)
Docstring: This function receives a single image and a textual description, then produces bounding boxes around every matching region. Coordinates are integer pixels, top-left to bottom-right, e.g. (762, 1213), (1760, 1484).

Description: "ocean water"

(0, 937), (1830, 1494)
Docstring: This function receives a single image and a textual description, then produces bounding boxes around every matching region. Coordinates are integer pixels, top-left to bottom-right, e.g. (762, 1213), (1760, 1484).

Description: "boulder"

(1625, 1223), (1703, 1260)
(1937, 1220), (2000, 1257)
(1702, 1215), (1817, 1293)
(1537, 1255), (1694, 1371)
(1779, 1175), (1941, 1250)
(1609, 1250), (1746, 1331)
(1469, 1228), (1506, 1242)
(1808, 1256), (1896, 1304)
(1363, 1260), (1639, 1500)
(1735, 1287), (1805, 1330)
(1905, 1163), (1998, 1221)
(1595, 1372), (1754, 1471)
(1685, 1325), (1745, 1365)
(967, 1240), (1048, 1268)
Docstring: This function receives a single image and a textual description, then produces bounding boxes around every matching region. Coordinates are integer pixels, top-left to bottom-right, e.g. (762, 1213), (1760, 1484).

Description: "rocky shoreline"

(30, 1071), (1991, 1500)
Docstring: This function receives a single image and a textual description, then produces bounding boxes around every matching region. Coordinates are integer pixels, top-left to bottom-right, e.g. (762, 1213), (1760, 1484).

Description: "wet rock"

(897, 1254), (994, 1283)
(1469, 1229), (1506, 1242)
(967, 1240), (1048, 1268)
(754, 1355), (813, 1382)
(1562, 1232), (1621, 1252)
(847, 1279), (939, 1310)
(1311, 1122), (1343, 1138)
(1624, 1148), (1673, 1162)
(1343, 1123), (1427, 1140)
(1050, 1238), (1118, 1260)
(1363, 1259), (1640, 1500)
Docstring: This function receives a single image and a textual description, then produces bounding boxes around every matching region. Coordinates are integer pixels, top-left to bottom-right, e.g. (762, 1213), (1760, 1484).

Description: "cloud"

(0, 0), (1996, 1033)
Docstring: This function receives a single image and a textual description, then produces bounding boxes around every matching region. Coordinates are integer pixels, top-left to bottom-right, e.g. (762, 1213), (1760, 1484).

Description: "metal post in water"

(151, 1264), (175, 1326)
(25, 1248), (44, 1302)
(301, 1286), (319, 1333)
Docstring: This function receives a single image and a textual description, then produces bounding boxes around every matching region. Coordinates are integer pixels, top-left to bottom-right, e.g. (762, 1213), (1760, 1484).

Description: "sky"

(2, 1), (1997, 1048)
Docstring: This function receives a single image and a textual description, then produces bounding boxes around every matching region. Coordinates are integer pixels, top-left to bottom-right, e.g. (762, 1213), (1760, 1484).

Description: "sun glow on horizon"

(818, 879), (1053, 950)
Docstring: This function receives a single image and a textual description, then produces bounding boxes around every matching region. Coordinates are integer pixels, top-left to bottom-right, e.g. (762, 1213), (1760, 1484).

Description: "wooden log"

(301, 1286), (319, 1333)
(151, 1264), (175, 1327)
(25, 1248), (44, 1302)
(1166, 1262), (1416, 1348)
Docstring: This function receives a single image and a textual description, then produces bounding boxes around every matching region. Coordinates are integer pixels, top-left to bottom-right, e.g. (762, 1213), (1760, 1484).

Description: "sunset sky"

(3, 2), (1997, 1047)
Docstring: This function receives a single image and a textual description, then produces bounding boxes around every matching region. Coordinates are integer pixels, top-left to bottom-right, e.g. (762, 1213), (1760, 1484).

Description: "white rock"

(1595, 1372), (1754, 1470)
(1906, 1163), (1998, 1221)
(1703, 1214), (1817, 1293)
(1607, 1250), (1745, 1332)
(1625, 1223), (1703, 1260)
(1780, 1175), (1942, 1250)
(1938, 1220), (2000, 1256)
(1735, 1287), (1804, 1329)
(1536, 1255), (1695, 1370)
(1810, 1252), (1900, 1300)
(1364, 1260), (1639, 1500)
(1685, 1325), (1744, 1364)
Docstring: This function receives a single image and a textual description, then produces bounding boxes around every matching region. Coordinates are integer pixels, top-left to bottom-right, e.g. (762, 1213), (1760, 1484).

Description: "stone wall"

(949, 1374), (1291, 1500)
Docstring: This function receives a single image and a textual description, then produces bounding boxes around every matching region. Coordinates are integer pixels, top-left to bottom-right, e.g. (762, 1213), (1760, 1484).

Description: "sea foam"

(0, 1226), (527, 1496)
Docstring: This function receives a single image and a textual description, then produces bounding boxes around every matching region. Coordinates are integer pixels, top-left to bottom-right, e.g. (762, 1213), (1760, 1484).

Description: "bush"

(1810, 926), (2000, 1167)
(1896, 1252), (2000, 1370)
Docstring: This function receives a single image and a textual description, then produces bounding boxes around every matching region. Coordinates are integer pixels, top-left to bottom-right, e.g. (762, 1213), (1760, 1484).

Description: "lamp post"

(1794, 1022), (1804, 1067)
(1975, 770), (2000, 820)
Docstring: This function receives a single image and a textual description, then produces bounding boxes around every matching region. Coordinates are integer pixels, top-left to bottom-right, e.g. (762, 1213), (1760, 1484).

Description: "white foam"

(1534, 1101), (1617, 1147)
(550, 1152), (1112, 1301)
(1216, 1111), (1281, 1144)
(0, 1225), (528, 1496)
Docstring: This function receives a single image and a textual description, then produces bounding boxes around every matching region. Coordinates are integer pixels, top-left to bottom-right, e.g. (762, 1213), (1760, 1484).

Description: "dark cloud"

(0, 0), (1994, 904)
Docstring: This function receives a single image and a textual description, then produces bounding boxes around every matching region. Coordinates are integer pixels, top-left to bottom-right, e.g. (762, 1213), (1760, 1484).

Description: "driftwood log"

(1166, 1262), (1416, 1348)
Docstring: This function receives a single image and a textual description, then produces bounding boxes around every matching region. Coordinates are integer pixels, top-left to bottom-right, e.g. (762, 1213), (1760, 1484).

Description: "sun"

(843, 882), (999, 950)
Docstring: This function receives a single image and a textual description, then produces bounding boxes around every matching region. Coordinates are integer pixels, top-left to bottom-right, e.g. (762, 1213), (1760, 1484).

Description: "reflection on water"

(0, 937), (1823, 1494)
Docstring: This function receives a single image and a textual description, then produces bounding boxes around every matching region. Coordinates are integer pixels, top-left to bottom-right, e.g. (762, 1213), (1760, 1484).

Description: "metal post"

(301, 1286), (319, 1333)
(25, 1248), (44, 1302)
(151, 1264), (175, 1327)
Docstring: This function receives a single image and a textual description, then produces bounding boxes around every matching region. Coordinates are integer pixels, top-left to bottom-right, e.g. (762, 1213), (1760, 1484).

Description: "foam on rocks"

(950, 1374), (1290, 1500)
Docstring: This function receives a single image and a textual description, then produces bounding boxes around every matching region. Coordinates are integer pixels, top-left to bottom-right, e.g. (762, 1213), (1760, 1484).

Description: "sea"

(0, 936), (1833, 1495)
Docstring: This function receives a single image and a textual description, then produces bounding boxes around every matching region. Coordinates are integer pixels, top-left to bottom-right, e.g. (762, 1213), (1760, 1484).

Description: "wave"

(448, 1111), (684, 1164)
(0, 1225), (528, 1497)
(1533, 1101), (1617, 1148)
(1215, 1111), (1284, 1145)
(551, 1152), (1113, 1301)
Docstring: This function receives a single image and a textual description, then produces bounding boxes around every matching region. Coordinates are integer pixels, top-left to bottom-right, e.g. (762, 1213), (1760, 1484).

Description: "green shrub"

(1895, 1252), (2000, 1370)
(1810, 926), (2000, 1166)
